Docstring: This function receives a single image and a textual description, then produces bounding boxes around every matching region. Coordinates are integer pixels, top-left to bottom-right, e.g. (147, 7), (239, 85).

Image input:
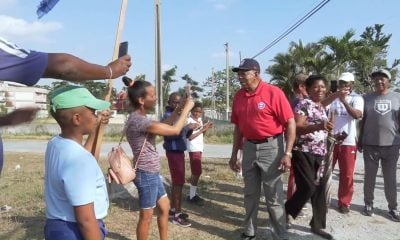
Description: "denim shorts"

(44, 219), (107, 240)
(134, 169), (167, 209)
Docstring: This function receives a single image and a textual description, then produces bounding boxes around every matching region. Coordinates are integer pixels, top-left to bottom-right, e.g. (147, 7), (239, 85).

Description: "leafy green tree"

(202, 68), (239, 111)
(266, 40), (334, 97)
(267, 24), (399, 96)
(47, 80), (70, 98)
(79, 81), (116, 100)
(267, 52), (297, 97)
(177, 74), (203, 99)
(352, 24), (398, 92)
(162, 66), (177, 104)
(319, 30), (358, 78)
(134, 74), (146, 82)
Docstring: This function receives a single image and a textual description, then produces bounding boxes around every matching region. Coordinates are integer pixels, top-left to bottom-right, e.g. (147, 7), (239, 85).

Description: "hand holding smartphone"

(330, 80), (338, 93)
(185, 84), (192, 98)
(118, 41), (128, 58)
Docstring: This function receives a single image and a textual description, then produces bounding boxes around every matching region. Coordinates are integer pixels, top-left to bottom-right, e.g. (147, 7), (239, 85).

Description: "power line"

(252, 0), (330, 59)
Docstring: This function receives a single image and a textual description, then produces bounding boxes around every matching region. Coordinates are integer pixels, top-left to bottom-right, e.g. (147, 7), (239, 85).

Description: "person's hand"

(187, 122), (200, 130)
(357, 145), (363, 153)
(183, 96), (195, 111)
(338, 87), (350, 102)
(321, 120), (334, 131)
(98, 110), (111, 124)
(203, 121), (213, 131)
(108, 55), (132, 78)
(278, 154), (291, 172)
(1, 107), (39, 126)
(229, 156), (241, 172)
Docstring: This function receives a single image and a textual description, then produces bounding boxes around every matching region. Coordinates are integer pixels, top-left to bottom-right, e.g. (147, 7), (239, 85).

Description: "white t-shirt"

(329, 91), (364, 146)
(186, 117), (204, 152)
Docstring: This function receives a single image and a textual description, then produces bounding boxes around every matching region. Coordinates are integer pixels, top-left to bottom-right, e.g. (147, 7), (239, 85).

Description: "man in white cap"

(359, 69), (400, 221)
(328, 72), (364, 214)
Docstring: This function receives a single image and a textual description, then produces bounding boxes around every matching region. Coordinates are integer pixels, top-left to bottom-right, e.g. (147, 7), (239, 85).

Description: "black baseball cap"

(232, 58), (260, 73)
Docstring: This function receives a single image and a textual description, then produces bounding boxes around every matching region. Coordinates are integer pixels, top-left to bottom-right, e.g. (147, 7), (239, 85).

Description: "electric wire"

(252, 0), (330, 59)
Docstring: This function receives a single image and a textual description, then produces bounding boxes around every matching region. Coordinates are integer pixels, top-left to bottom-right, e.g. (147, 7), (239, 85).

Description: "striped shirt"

(126, 112), (159, 172)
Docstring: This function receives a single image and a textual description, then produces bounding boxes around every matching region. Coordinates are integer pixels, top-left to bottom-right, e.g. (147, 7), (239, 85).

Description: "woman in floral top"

(285, 75), (334, 240)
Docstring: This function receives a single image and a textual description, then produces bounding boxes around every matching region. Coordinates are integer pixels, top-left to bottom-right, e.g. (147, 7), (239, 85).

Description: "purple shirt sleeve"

(0, 37), (48, 86)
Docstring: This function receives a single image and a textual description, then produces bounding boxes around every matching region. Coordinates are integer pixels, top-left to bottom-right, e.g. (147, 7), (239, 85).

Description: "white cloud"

(0, 0), (18, 11)
(0, 15), (62, 42)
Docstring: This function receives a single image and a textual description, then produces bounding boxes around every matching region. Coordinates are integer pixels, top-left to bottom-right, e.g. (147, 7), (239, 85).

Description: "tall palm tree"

(319, 30), (357, 78)
(267, 52), (298, 97)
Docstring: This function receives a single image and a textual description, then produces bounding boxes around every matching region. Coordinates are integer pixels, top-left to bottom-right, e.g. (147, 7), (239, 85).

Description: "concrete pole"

(155, 0), (163, 118)
(224, 42), (229, 121)
(211, 67), (216, 115)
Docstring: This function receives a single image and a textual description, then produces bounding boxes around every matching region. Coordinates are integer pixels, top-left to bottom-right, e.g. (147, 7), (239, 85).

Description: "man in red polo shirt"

(229, 58), (295, 240)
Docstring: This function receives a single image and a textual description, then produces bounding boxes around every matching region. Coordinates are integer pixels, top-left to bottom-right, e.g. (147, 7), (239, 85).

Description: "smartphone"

(330, 80), (338, 93)
(185, 84), (191, 98)
(118, 41), (128, 58)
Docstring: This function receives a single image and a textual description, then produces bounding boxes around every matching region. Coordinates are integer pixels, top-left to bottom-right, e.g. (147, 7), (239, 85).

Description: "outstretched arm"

(147, 98), (195, 136)
(0, 107), (38, 127)
(43, 53), (131, 81)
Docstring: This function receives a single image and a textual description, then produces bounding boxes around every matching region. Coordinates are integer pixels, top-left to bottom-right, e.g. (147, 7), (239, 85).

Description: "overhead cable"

(252, 0), (330, 59)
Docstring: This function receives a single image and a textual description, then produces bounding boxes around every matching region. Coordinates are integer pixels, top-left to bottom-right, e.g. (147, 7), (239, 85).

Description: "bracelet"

(108, 66), (113, 79)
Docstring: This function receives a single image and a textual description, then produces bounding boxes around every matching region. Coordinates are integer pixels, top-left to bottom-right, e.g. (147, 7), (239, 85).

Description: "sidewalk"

(3, 139), (232, 158)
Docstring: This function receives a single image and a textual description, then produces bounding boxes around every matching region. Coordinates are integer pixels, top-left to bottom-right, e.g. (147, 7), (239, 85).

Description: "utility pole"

(155, 0), (163, 118)
(211, 67), (216, 116)
(224, 42), (229, 121)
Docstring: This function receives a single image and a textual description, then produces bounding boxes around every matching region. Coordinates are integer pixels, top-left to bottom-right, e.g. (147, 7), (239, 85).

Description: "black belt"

(247, 134), (281, 144)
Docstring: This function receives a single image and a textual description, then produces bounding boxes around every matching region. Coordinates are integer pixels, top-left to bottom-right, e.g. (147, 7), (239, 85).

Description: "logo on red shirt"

(258, 102), (266, 109)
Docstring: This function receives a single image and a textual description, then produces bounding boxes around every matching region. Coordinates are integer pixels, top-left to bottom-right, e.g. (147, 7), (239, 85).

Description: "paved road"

(3, 139), (233, 159)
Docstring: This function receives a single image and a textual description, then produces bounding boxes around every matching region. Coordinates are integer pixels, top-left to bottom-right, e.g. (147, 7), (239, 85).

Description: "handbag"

(107, 124), (147, 185)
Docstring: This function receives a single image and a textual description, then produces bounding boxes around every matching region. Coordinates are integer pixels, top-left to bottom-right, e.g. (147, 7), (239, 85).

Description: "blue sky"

(1, 0), (399, 93)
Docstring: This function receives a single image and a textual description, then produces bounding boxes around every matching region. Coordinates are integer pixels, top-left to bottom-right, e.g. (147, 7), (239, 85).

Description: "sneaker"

(388, 209), (400, 222)
(339, 206), (350, 214)
(172, 214), (191, 227)
(311, 227), (333, 240)
(285, 213), (293, 229)
(187, 195), (205, 206)
(363, 205), (374, 216)
(169, 210), (188, 219)
(240, 233), (255, 240)
(0, 205), (12, 212)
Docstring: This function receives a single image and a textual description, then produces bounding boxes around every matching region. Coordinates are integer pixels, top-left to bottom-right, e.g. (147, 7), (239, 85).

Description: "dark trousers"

(44, 219), (107, 240)
(285, 150), (327, 229)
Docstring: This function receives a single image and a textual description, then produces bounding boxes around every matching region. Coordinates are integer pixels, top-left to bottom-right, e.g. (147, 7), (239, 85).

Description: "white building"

(0, 81), (49, 118)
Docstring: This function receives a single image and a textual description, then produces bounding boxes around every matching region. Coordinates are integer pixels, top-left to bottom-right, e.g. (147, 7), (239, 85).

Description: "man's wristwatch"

(284, 152), (292, 159)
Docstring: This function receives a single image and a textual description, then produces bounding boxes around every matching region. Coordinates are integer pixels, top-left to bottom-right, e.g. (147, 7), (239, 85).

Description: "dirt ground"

(0, 152), (399, 240)
(109, 154), (400, 240)
(282, 157), (400, 240)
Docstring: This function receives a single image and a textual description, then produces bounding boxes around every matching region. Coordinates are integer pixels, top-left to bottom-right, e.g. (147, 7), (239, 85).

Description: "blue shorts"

(44, 219), (107, 240)
(134, 169), (167, 209)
